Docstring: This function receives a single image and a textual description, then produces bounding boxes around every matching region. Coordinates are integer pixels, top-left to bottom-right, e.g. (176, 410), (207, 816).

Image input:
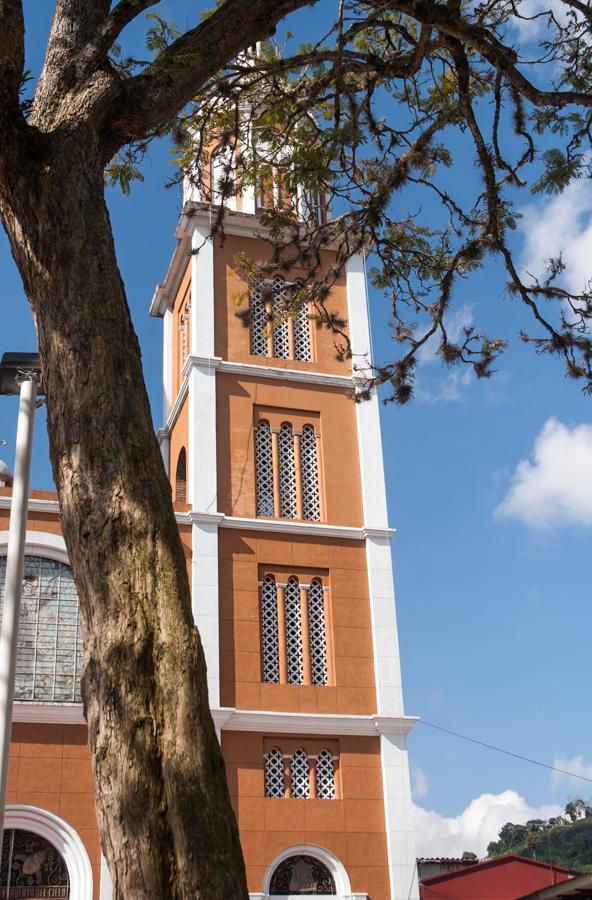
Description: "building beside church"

(0, 155), (418, 899)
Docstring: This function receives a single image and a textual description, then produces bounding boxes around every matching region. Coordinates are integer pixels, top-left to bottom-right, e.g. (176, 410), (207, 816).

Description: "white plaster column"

(163, 307), (173, 422)
(365, 534), (404, 717)
(380, 730), (419, 900)
(191, 225), (215, 358)
(100, 854), (113, 900)
(192, 519), (221, 707)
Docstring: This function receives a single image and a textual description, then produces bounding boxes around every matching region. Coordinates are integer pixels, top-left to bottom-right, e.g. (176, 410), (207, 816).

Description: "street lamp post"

(0, 353), (43, 840)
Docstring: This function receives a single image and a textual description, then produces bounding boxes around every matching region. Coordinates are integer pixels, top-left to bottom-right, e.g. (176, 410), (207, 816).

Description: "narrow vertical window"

(308, 578), (328, 686)
(255, 420), (274, 517)
(300, 424), (321, 521)
(293, 296), (311, 362)
(272, 276), (290, 359)
(265, 748), (285, 798)
(315, 750), (335, 799)
(250, 284), (268, 357)
(291, 749), (310, 799)
(175, 447), (187, 502)
(284, 576), (304, 685)
(260, 575), (280, 684)
(278, 423), (297, 519)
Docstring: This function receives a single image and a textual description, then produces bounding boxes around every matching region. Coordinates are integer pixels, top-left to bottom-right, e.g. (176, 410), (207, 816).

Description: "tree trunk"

(0, 131), (248, 900)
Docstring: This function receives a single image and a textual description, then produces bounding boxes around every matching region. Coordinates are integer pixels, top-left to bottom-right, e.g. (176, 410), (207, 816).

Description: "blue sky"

(2, 0), (592, 858)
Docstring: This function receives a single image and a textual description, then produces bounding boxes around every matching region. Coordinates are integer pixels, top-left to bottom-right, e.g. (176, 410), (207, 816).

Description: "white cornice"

(0, 496), (59, 514)
(159, 375), (189, 440)
(149, 211), (195, 317)
(13, 703), (85, 724)
(178, 511), (395, 540)
(184, 354), (353, 389)
(211, 707), (418, 736)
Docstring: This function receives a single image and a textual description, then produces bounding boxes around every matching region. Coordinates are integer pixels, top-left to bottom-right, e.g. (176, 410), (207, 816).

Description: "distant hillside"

(489, 816), (592, 873)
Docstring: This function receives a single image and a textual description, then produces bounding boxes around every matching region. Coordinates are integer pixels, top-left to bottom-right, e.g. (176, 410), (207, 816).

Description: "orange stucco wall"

(171, 262), (192, 402)
(223, 730), (391, 899)
(216, 373), (364, 525)
(169, 393), (189, 503)
(7, 722), (101, 900)
(219, 529), (376, 714)
(213, 234), (351, 375)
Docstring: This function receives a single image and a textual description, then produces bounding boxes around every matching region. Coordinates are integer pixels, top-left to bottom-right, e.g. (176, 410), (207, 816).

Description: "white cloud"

(412, 767), (429, 799)
(550, 755), (592, 791)
(494, 418), (592, 529)
(519, 180), (592, 297)
(510, 0), (569, 39)
(414, 790), (562, 858)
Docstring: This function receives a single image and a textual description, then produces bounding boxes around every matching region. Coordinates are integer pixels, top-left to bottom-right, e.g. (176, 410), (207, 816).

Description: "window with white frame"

(259, 574), (328, 687)
(0, 555), (82, 703)
(249, 276), (312, 362)
(254, 418), (321, 521)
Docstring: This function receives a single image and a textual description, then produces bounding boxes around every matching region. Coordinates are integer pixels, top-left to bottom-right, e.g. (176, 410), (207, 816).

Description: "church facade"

(0, 170), (418, 899)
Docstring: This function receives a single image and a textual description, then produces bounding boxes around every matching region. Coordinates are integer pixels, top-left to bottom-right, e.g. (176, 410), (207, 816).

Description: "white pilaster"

(192, 521), (221, 707)
(163, 307), (173, 422)
(99, 854), (113, 900)
(346, 253), (417, 900)
(381, 732), (419, 900)
(191, 225), (215, 358)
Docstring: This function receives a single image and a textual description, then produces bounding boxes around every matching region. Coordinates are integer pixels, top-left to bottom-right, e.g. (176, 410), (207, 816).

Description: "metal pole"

(0, 375), (37, 839)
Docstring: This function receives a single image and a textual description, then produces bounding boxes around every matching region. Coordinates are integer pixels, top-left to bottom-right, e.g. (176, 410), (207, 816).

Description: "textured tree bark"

(0, 132), (248, 899)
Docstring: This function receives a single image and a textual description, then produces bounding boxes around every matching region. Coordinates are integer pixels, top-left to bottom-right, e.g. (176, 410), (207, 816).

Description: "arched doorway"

(2, 806), (93, 900)
(269, 854), (336, 894)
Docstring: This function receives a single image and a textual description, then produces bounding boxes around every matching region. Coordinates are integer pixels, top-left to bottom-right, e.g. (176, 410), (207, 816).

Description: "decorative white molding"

(149, 213), (194, 317)
(263, 843), (359, 897)
(210, 706), (418, 737)
(158, 375), (189, 440)
(0, 530), (69, 565)
(4, 805), (93, 900)
(183, 354), (353, 389)
(173, 510), (394, 540)
(0, 496), (59, 514)
(12, 702), (85, 724)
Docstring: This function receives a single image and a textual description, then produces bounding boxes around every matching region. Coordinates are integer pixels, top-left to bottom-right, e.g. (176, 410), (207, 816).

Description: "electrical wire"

(418, 719), (592, 785)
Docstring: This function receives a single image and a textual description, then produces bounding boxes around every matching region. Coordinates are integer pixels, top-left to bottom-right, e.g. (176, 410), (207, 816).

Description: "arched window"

(278, 423), (297, 519)
(271, 276), (290, 360)
(307, 579), (328, 686)
(0, 555), (82, 703)
(293, 298), (311, 362)
(265, 748), (285, 799)
(300, 424), (320, 521)
(175, 447), (187, 502)
(260, 576), (280, 684)
(290, 749), (310, 800)
(284, 577), (303, 685)
(210, 144), (237, 210)
(269, 854), (336, 894)
(250, 283), (268, 357)
(315, 750), (335, 800)
(255, 421), (275, 517)
(1, 828), (70, 896)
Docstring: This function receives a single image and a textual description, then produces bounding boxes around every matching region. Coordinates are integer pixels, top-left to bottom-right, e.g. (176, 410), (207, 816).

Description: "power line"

(418, 719), (592, 785)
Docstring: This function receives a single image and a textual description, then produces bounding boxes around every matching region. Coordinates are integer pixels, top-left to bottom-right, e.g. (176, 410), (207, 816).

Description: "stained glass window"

(269, 854), (336, 895)
(0, 555), (82, 703)
(1, 829), (70, 898)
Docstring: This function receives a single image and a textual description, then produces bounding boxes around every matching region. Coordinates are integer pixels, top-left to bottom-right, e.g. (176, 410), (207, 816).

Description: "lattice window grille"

(265, 747), (285, 798)
(315, 749), (335, 799)
(255, 421), (275, 517)
(278, 423), (297, 519)
(300, 424), (321, 521)
(250, 285), (268, 357)
(284, 576), (304, 684)
(260, 576), (280, 684)
(272, 276), (290, 359)
(290, 748), (310, 799)
(293, 294), (311, 362)
(308, 578), (328, 686)
(0, 555), (82, 703)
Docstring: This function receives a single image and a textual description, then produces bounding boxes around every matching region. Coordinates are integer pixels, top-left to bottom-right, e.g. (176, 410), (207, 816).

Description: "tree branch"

(98, 0), (161, 55)
(105, 0), (316, 149)
(0, 0), (25, 113)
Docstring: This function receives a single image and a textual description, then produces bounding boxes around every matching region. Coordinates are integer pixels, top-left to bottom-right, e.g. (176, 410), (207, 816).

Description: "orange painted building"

(0, 167), (418, 899)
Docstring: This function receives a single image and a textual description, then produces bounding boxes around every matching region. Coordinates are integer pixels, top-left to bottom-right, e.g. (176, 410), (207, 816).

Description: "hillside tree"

(1, 1), (592, 899)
